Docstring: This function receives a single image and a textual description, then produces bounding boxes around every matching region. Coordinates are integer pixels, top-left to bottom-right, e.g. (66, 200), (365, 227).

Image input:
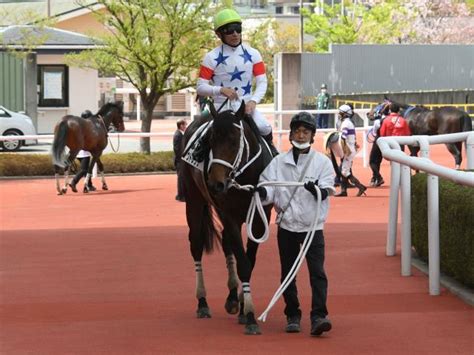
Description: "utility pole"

(299, 0), (303, 52)
(47, 0), (51, 17)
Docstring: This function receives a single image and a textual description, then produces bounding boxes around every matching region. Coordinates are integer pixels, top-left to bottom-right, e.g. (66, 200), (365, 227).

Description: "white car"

(0, 105), (38, 152)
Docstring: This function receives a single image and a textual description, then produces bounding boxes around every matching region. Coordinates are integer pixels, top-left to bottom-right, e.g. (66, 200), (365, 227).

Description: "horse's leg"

(96, 158), (108, 190)
(445, 142), (462, 169)
(222, 230), (239, 315)
(54, 165), (64, 195)
(186, 195), (212, 318)
(225, 221), (261, 335)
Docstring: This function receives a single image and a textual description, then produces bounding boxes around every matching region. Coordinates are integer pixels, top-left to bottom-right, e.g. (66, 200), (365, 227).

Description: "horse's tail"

(461, 111), (473, 133)
(202, 205), (222, 253)
(52, 120), (68, 168)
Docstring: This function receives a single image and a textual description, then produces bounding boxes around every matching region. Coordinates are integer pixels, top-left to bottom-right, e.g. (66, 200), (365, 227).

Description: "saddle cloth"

(181, 120), (212, 172)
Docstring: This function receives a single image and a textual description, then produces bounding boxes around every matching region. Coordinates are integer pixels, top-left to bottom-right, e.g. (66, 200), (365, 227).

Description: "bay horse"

(181, 101), (273, 335)
(367, 99), (472, 168)
(52, 102), (125, 195)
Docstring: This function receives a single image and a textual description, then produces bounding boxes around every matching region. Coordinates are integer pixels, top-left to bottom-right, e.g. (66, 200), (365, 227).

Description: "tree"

(245, 20), (308, 102)
(67, 0), (214, 153)
(303, 2), (413, 52)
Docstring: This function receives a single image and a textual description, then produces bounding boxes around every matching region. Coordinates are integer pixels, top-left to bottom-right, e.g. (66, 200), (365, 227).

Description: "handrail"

(377, 132), (474, 295)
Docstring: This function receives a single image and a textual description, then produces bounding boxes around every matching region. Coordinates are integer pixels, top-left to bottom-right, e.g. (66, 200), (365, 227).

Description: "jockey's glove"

(304, 180), (329, 201)
(250, 186), (267, 199)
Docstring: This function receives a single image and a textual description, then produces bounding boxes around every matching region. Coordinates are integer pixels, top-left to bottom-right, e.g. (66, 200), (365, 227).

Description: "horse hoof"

(244, 324), (261, 335)
(83, 188), (89, 193)
(196, 307), (211, 318)
(57, 190), (63, 196)
(225, 299), (239, 315)
(61, 188), (67, 194)
(238, 314), (247, 325)
(69, 183), (78, 193)
(102, 184), (108, 191)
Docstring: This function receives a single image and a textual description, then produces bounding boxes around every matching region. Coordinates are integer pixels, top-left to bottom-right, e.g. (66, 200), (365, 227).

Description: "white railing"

(377, 132), (474, 295)
(0, 108), (373, 164)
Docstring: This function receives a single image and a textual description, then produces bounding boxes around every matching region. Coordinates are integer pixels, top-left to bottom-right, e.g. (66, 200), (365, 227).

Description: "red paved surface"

(1, 144), (473, 354)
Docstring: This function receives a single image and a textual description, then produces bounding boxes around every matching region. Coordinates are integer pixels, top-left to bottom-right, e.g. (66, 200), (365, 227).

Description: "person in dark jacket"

(173, 119), (187, 202)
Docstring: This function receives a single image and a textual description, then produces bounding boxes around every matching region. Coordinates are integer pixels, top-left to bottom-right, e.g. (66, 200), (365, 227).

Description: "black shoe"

(285, 315), (301, 333)
(311, 318), (332, 336)
(356, 185), (367, 197)
(69, 182), (78, 193)
(374, 178), (385, 187)
(88, 185), (97, 192)
(175, 195), (185, 202)
(334, 190), (347, 197)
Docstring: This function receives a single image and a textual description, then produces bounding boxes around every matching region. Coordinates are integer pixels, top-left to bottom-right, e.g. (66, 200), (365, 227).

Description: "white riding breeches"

(252, 109), (272, 136)
(341, 150), (356, 177)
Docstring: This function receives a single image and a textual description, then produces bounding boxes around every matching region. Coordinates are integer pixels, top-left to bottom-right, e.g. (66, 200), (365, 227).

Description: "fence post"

(427, 174), (440, 295)
(400, 164), (412, 276)
(387, 160), (400, 256)
(466, 132), (474, 170)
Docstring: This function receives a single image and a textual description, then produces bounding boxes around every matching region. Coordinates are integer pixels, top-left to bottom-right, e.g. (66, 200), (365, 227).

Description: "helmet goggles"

(220, 23), (242, 35)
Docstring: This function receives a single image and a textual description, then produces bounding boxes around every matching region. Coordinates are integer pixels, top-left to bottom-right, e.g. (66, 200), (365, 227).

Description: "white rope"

(231, 180), (322, 322)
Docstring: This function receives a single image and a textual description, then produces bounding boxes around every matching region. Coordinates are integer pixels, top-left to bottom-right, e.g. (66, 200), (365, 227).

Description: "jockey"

(335, 104), (367, 197)
(196, 7), (278, 157)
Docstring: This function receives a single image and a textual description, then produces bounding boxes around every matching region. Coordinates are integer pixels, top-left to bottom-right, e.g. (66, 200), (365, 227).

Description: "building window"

(37, 65), (69, 107)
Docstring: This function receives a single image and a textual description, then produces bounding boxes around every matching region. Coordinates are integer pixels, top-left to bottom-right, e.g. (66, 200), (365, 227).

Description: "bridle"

(207, 119), (262, 180)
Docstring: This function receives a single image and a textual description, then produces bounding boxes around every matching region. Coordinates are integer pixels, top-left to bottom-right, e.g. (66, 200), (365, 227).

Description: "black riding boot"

(263, 133), (279, 157)
(334, 177), (348, 197)
(348, 175), (367, 197)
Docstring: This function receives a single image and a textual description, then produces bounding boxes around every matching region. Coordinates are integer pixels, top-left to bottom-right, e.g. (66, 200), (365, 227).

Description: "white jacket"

(259, 149), (335, 233)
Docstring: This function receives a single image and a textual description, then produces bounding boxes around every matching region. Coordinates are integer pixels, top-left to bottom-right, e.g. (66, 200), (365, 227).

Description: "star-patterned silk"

(197, 43), (267, 105)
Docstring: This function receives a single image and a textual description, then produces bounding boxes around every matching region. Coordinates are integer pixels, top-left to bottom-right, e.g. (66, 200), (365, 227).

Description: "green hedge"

(411, 173), (474, 288)
(0, 152), (175, 176)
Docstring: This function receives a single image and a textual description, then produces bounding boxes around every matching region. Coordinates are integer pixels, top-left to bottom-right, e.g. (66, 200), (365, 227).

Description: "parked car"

(0, 105), (38, 152)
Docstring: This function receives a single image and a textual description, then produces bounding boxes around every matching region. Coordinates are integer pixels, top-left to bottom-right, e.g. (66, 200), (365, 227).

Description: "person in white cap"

(334, 104), (367, 197)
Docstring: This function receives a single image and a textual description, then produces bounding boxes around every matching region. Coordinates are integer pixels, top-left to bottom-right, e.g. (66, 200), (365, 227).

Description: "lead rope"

(230, 181), (322, 322)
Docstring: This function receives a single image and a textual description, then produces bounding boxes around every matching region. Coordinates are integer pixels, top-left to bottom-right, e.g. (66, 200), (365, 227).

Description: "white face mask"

(291, 141), (311, 150)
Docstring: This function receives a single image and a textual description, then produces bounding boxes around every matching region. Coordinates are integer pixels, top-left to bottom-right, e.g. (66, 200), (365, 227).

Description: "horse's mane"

(96, 102), (123, 116)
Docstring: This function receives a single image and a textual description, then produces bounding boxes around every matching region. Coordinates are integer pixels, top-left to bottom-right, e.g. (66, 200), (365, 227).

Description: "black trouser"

(369, 142), (383, 181)
(277, 227), (328, 321)
(72, 157), (93, 186)
(175, 160), (185, 198)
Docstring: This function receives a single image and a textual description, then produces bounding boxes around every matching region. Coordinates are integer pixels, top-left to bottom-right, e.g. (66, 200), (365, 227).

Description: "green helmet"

(214, 8), (242, 31)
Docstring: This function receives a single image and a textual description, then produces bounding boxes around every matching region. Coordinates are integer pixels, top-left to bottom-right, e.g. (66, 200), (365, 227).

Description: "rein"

(98, 114), (120, 153)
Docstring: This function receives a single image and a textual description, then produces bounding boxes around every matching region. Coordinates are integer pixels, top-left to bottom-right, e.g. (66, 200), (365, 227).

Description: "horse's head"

(206, 100), (246, 195)
(367, 100), (390, 121)
(98, 102), (125, 132)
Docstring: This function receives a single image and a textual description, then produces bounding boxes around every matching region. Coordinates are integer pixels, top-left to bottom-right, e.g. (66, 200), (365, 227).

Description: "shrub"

(411, 173), (474, 288)
(0, 151), (175, 176)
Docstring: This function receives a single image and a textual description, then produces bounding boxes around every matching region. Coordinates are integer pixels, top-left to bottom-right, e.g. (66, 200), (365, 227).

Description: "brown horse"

(52, 102), (125, 195)
(181, 101), (273, 335)
(368, 99), (472, 168)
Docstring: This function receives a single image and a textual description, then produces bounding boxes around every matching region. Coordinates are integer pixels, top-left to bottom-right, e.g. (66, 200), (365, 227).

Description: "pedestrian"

(256, 112), (335, 337)
(367, 104), (389, 187)
(173, 119), (187, 202)
(334, 104), (367, 197)
(379, 102), (411, 151)
(196, 7), (278, 157)
(316, 84), (331, 129)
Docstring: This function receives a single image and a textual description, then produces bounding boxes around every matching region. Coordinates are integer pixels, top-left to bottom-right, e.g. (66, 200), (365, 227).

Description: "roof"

(0, 25), (99, 53)
(0, 1), (98, 26)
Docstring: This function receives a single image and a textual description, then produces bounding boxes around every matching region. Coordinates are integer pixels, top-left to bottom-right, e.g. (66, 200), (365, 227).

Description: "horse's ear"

(236, 100), (245, 120)
(209, 102), (218, 119)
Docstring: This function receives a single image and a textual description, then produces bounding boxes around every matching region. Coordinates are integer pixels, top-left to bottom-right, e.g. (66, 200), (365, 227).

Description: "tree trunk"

(140, 106), (154, 154)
